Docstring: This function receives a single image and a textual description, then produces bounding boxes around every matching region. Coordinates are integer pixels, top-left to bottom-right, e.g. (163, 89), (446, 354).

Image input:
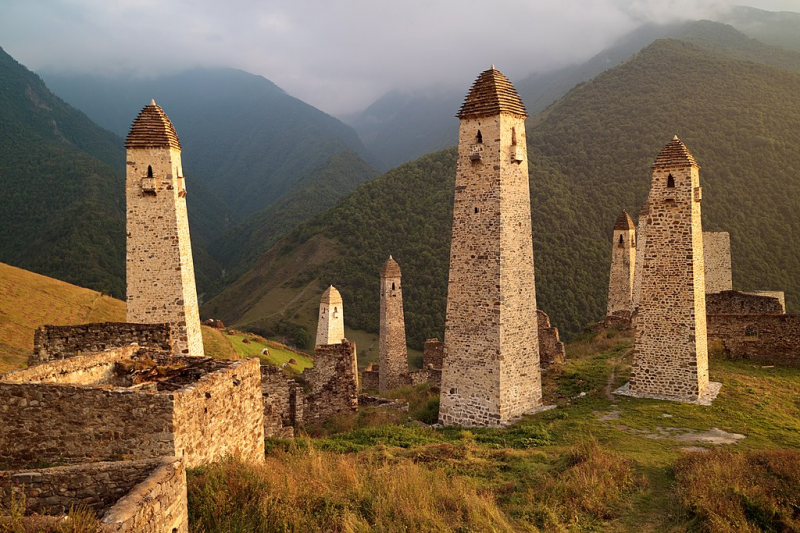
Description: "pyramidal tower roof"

(381, 255), (401, 277)
(614, 211), (635, 231)
(457, 66), (527, 119)
(652, 135), (698, 169)
(125, 99), (182, 150)
(320, 285), (343, 305)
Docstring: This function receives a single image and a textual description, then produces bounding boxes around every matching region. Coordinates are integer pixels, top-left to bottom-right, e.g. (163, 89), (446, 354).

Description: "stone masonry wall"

(0, 458), (162, 515)
(304, 340), (358, 423)
(423, 339), (445, 369)
(31, 323), (172, 365)
(707, 314), (800, 366)
(99, 456), (188, 533)
(379, 262), (408, 392)
(744, 291), (786, 313)
(0, 378), (175, 468)
(537, 310), (566, 368)
(126, 142), (203, 357)
(440, 109), (541, 427)
(172, 357), (265, 468)
(606, 223), (636, 318)
(631, 139), (709, 401)
(360, 364), (380, 391)
(706, 291), (784, 316)
(261, 365), (303, 438)
(703, 231), (732, 294)
(5, 345), (138, 386)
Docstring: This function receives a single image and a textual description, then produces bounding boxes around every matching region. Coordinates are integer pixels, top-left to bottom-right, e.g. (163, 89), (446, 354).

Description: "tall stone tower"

(606, 211), (636, 319)
(630, 136), (709, 400)
(316, 285), (344, 346)
(379, 256), (408, 392)
(439, 67), (541, 427)
(125, 100), (203, 356)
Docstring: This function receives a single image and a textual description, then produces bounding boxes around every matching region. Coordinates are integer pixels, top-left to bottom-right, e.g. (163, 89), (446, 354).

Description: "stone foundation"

(0, 349), (264, 468)
(31, 322), (173, 365)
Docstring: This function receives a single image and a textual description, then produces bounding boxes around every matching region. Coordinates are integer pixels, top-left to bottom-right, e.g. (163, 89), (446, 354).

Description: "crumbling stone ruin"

(628, 136), (711, 402)
(606, 211), (636, 321)
(303, 340), (359, 423)
(315, 285), (345, 346)
(0, 346), (265, 469)
(31, 322), (173, 365)
(439, 67), (542, 426)
(361, 338), (445, 391)
(125, 100), (203, 356)
(537, 310), (566, 368)
(379, 256), (408, 392)
(261, 365), (304, 438)
(1, 457), (188, 532)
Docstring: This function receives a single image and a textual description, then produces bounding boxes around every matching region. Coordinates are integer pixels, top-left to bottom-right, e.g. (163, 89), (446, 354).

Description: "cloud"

(0, 0), (789, 114)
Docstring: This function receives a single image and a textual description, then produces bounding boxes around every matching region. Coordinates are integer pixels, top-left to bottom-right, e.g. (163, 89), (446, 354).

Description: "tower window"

(511, 127), (517, 145)
(475, 207), (479, 214)
(476, 130), (483, 144)
(147, 165), (153, 178)
(667, 174), (675, 188)
(391, 282), (396, 290)
(618, 234), (623, 244)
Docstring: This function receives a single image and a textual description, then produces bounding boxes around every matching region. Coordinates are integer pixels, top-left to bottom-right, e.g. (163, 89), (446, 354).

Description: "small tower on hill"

(379, 256), (408, 392)
(606, 211), (636, 319)
(439, 66), (541, 427)
(630, 136), (709, 401)
(316, 285), (345, 346)
(125, 100), (203, 356)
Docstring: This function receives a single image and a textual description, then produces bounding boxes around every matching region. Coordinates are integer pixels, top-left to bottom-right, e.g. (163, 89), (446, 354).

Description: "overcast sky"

(1, 0), (797, 115)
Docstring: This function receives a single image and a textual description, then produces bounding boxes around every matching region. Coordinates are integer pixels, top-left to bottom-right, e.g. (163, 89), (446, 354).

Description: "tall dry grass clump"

(0, 494), (98, 533)
(674, 449), (800, 532)
(188, 445), (516, 533)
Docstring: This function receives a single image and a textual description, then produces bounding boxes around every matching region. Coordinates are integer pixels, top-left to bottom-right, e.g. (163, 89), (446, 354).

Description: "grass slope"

(208, 31), (800, 347)
(188, 329), (800, 532)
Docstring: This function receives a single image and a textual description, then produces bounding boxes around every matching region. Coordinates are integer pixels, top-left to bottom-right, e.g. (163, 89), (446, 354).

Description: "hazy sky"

(1, 0), (797, 115)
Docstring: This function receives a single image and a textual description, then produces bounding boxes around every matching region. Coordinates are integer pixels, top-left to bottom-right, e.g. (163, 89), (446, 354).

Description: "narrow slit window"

(476, 130), (483, 144)
(391, 282), (396, 290)
(511, 127), (517, 145)
(667, 174), (675, 188)
(147, 165), (153, 177)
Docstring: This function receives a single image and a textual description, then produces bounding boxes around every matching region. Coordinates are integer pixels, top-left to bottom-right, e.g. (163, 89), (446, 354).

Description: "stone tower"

(379, 256), (408, 392)
(439, 67), (541, 427)
(316, 285), (344, 346)
(606, 211), (636, 319)
(630, 136), (709, 400)
(125, 100), (203, 356)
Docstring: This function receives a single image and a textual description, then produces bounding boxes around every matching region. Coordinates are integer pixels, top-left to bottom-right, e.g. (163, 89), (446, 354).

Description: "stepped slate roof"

(320, 285), (343, 305)
(125, 99), (182, 150)
(614, 211), (635, 231)
(653, 135), (698, 169)
(381, 256), (401, 278)
(457, 67), (527, 119)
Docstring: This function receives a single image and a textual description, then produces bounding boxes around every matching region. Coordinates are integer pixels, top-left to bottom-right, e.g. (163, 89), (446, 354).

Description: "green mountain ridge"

(206, 31), (800, 348)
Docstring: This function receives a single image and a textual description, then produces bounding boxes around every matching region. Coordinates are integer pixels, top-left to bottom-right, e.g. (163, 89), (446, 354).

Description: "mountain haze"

(207, 25), (800, 348)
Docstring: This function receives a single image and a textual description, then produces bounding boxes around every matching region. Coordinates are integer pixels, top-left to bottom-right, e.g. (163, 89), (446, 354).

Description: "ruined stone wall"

(744, 291), (786, 313)
(360, 365), (380, 391)
(99, 457), (188, 533)
(706, 291), (784, 315)
(126, 143), (203, 357)
(703, 231), (732, 294)
(631, 139), (709, 401)
(5, 345), (138, 386)
(261, 365), (303, 438)
(31, 323), (171, 365)
(440, 110), (541, 427)
(606, 225), (636, 317)
(0, 378), (175, 467)
(304, 340), (358, 423)
(0, 459), (162, 515)
(423, 339), (444, 369)
(379, 263), (408, 392)
(537, 310), (565, 368)
(172, 358), (265, 468)
(707, 314), (800, 366)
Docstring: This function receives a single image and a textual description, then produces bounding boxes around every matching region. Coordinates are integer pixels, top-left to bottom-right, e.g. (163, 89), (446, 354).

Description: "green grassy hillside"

(206, 34), (800, 347)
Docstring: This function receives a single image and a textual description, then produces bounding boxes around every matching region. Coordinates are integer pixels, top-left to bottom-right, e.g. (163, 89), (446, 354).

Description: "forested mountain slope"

(206, 36), (800, 348)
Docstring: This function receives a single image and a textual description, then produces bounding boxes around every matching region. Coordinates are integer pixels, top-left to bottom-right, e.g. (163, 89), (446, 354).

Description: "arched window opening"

(667, 174), (675, 188)
(391, 282), (396, 290)
(147, 165), (153, 177)
(476, 130), (483, 144)
(618, 234), (624, 244)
